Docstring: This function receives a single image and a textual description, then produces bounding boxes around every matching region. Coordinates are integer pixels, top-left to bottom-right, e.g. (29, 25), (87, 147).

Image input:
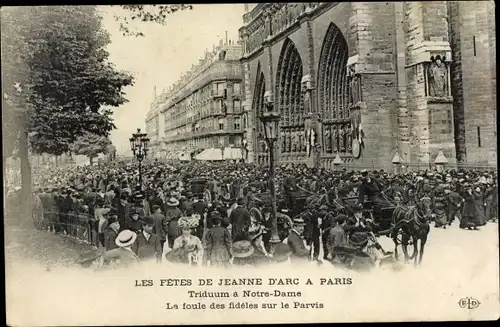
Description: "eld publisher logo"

(458, 297), (481, 310)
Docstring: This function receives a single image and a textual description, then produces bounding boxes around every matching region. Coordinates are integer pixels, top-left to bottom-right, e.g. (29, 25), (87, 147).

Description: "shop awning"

(195, 148), (224, 161)
(223, 147), (242, 160)
(179, 152), (191, 161)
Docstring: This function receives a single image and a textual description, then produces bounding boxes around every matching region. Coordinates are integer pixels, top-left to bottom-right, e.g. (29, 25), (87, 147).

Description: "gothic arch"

(317, 23), (351, 154)
(275, 38), (304, 128)
(275, 38), (304, 155)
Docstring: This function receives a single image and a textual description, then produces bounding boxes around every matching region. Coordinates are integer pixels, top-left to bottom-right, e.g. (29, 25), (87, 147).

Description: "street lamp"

(260, 90), (281, 248)
(130, 128), (150, 188)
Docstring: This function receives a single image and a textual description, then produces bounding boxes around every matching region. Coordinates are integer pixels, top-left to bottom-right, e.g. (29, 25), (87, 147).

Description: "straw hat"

(231, 240), (254, 258)
(115, 230), (137, 248)
(272, 243), (292, 262)
(178, 216), (199, 229)
(293, 217), (305, 225)
(166, 197), (180, 207)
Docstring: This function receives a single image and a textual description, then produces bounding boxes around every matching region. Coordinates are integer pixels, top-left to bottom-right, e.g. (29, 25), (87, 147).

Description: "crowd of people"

(21, 159), (498, 269)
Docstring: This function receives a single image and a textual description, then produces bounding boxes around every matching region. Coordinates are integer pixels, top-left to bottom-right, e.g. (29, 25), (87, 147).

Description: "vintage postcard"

(3, 2), (499, 326)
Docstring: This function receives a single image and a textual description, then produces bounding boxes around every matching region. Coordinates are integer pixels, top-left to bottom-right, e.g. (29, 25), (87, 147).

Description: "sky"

(99, 4), (245, 155)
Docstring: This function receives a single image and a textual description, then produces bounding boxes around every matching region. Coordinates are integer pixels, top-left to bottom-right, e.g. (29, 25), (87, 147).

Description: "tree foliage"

(70, 132), (113, 162)
(1, 6), (134, 157)
(115, 4), (193, 37)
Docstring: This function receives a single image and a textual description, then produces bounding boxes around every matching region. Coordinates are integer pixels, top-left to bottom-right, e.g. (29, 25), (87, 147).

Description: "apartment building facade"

(147, 40), (245, 160)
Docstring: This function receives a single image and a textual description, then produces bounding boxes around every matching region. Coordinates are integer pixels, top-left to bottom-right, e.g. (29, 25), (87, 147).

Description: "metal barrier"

(32, 210), (101, 247)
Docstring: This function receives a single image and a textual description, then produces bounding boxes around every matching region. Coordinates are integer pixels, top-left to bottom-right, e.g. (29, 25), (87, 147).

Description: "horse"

(390, 204), (430, 266)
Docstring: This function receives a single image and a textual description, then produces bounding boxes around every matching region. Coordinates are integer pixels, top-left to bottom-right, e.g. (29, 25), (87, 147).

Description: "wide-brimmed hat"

(231, 240), (254, 258)
(166, 197), (179, 207)
(272, 243), (292, 262)
(115, 230), (137, 248)
(178, 216), (199, 229)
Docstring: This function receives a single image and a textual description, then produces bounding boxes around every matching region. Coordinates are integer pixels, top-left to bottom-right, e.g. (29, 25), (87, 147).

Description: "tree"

(115, 5), (193, 37)
(70, 133), (113, 166)
(1, 6), (134, 213)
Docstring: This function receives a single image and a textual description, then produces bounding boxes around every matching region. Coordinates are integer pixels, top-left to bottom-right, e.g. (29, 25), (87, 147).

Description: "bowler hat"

(107, 216), (118, 225)
(106, 208), (119, 217)
(142, 216), (154, 226)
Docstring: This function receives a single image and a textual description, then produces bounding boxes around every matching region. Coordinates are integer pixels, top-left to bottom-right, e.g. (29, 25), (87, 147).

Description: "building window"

(473, 36), (477, 57)
(477, 126), (481, 147)
(233, 82), (241, 95)
(234, 117), (241, 130)
(233, 100), (241, 113)
(242, 114), (247, 129)
(219, 118), (224, 130)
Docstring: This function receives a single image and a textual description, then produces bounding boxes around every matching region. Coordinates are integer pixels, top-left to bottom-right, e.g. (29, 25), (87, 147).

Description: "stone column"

(394, 2), (410, 162)
(404, 1), (455, 166)
(348, 2), (397, 169)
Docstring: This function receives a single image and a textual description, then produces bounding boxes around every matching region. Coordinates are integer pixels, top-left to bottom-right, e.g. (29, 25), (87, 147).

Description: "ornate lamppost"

(129, 128), (150, 187)
(260, 90), (281, 248)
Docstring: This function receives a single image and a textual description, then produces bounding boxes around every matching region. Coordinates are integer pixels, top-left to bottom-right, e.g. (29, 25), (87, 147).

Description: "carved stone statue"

(332, 126), (338, 153)
(297, 130), (303, 152)
(324, 126), (331, 153)
(428, 55), (448, 97)
(287, 131), (292, 153)
(281, 131), (287, 152)
(302, 130), (307, 152)
(339, 125), (346, 152)
(289, 4), (298, 22)
(301, 79), (312, 114)
(291, 130), (298, 152)
(348, 64), (361, 105)
(264, 14), (270, 38)
(346, 124), (352, 152)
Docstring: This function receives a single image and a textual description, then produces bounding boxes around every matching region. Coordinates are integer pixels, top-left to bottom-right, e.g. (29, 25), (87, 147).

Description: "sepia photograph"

(2, 2), (499, 325)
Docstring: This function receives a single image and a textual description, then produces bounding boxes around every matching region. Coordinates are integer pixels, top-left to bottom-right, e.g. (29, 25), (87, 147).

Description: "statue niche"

(347, 64), (361, 106)
(427, 55), (448, 97)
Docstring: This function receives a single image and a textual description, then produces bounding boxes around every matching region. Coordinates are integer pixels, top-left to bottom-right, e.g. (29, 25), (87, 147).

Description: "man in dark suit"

(150, 205), (167, 262)
(358, 170), (389, 212)
(118, 192), (132, 232)
(229, 197), (251, 242)
(287, 218), (310, 264)
(133, 216), (162, 261)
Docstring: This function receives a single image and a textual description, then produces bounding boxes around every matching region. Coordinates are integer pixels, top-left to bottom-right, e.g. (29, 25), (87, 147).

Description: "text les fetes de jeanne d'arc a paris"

(135, 277), (353, 310)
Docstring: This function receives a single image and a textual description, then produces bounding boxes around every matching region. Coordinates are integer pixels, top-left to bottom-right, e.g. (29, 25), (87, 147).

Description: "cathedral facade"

(238, 2), (496, 169)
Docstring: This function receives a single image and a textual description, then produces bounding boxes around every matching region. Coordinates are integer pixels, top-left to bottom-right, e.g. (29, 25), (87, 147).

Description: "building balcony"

(163, 128), (244, 144)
